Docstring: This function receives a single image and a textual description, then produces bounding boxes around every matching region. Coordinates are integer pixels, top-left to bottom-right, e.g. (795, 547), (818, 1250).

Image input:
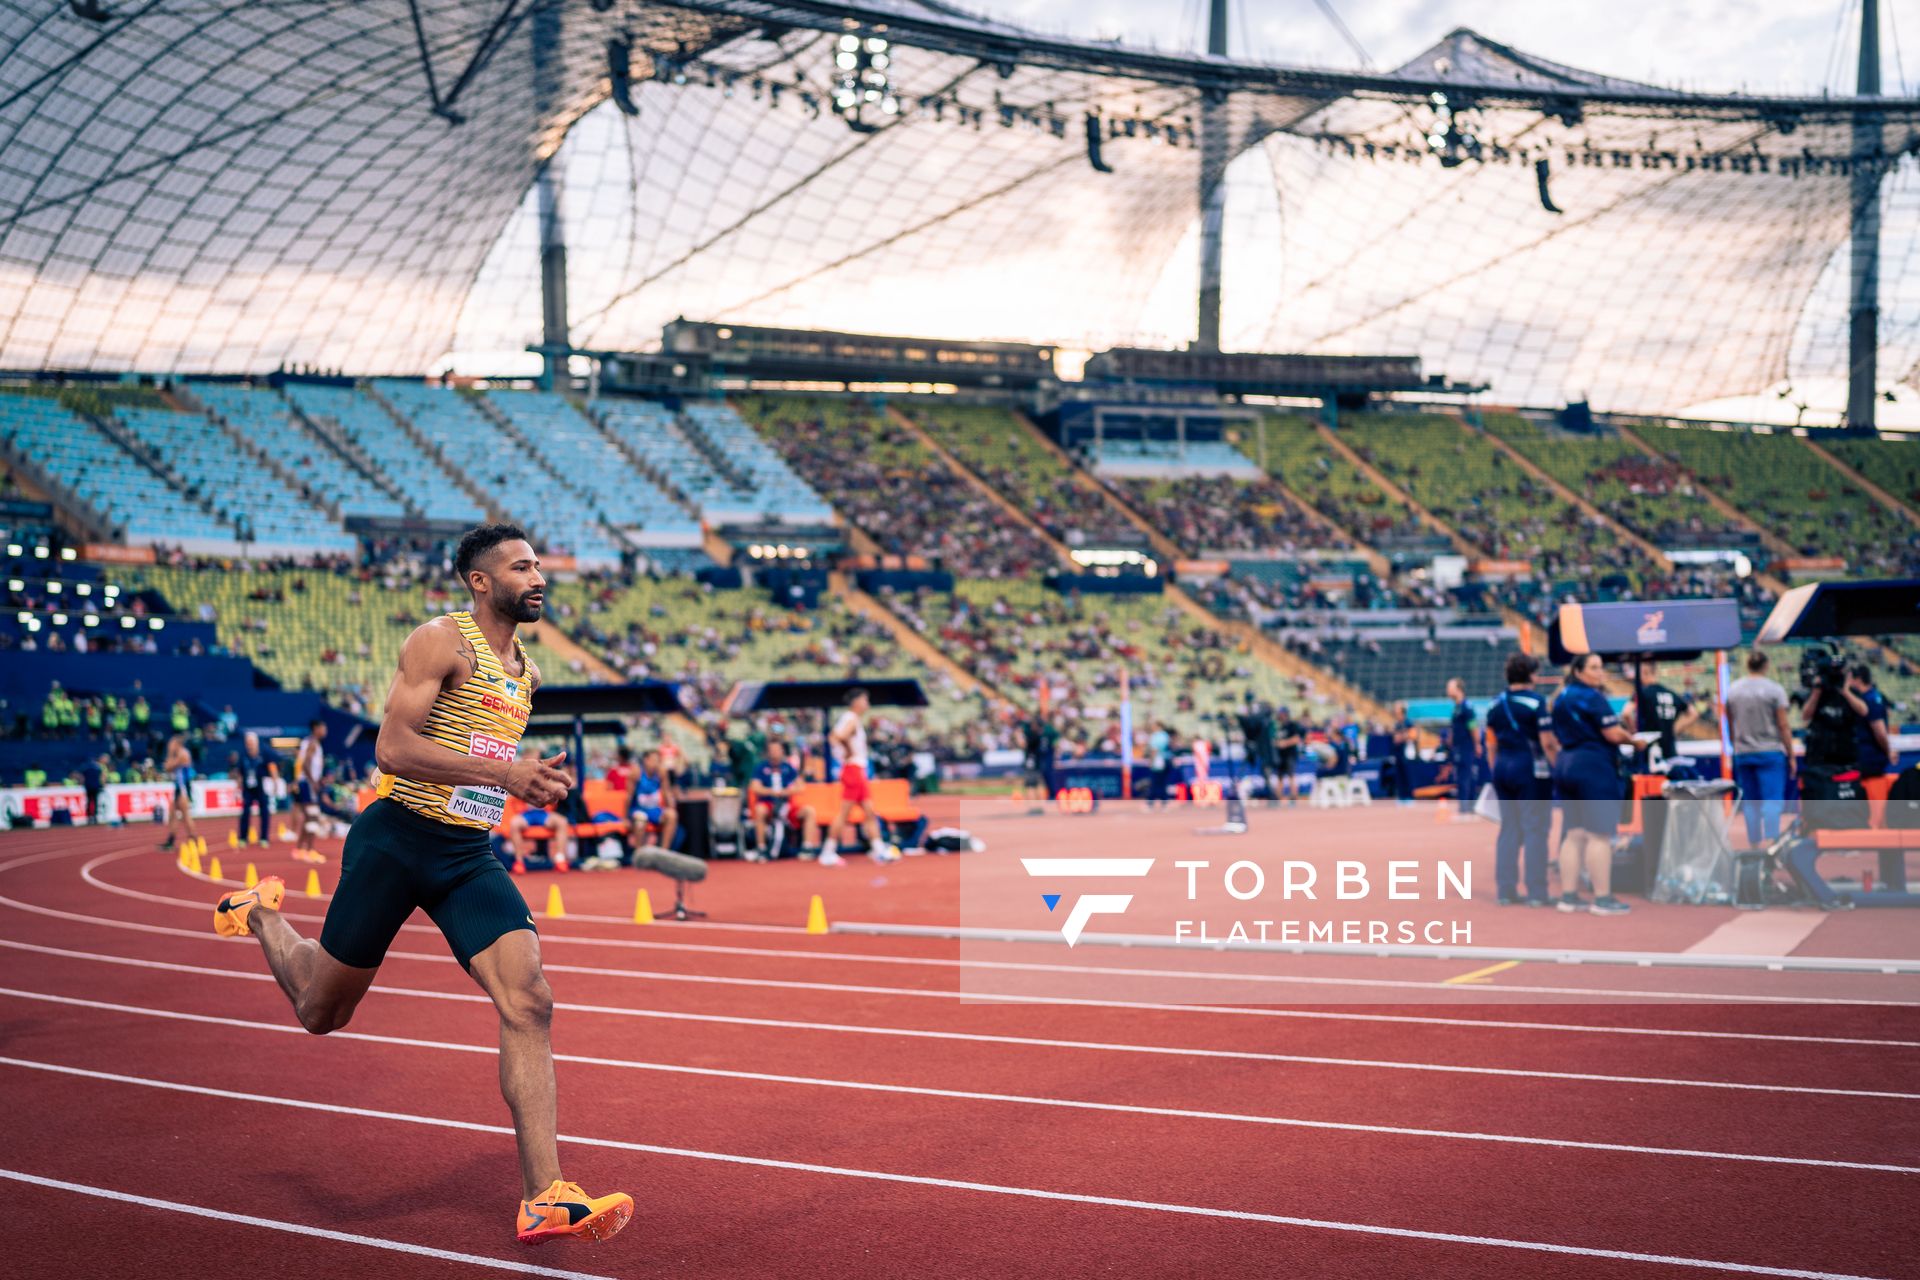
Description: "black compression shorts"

(319, 798), (534, 971)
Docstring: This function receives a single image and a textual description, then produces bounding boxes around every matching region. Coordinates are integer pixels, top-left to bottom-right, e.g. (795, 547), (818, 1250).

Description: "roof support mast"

(1196, 0), (1228, 351)
(533, 0), (569, 391)
(1847, 0), (1882, 431)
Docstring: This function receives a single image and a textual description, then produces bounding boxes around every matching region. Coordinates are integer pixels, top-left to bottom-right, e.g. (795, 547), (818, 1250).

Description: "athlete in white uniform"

(819, 688), (896, 867)
(293, 718), (328, 864)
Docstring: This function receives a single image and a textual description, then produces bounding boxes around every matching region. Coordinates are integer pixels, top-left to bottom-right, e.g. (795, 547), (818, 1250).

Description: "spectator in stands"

(217, 704), (238, 739)
(169, 699), (191, 736)
(23, 762), (46, 788)
(1850, 665), (1893, 779)
(1488, 654), (1555, 906)
(606, 745), (637, 795)
(1272, 708), (1305, 806)
(131, 694), (150, 734)
(1551, 654), (1634, 915)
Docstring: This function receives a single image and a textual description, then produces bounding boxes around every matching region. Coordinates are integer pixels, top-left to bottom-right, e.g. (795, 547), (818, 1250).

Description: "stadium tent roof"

(2, 3), (1917, 412)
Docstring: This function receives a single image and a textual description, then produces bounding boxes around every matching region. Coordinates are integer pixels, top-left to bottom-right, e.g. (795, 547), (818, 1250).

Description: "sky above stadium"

(970, 0), (1911, 97)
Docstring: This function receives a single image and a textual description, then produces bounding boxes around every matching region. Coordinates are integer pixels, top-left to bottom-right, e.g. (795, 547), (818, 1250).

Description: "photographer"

(1800, 652), (1869, 770)
(1850, 665), (1893, 779)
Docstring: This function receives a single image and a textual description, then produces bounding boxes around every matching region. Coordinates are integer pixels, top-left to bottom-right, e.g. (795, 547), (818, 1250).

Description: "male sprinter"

(211, 525), (632, 1247)
(819, 688), (897, 867)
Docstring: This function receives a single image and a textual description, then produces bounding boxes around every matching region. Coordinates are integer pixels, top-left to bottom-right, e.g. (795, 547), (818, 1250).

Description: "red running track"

(0, 819), (1916, 1280)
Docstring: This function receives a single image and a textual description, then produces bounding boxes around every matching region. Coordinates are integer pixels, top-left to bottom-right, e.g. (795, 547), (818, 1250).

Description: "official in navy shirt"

(1551, 653), (1635, 916)
(1447, 677), (1480, 802)
(1850, 665), (1894, 778)
(1488, 653), (1555, 905)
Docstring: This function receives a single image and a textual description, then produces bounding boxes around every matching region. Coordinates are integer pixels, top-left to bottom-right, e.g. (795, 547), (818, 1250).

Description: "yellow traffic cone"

(208, 855), (223, 882)
(545, 884), (565, 919)
(244, 862), (259, 888)
(186, 847), (202, 875)
(304, 868), (321, 898)
(176, 845), (188, 870)
(805, 894), (828, 935)
(633, 889), (654, 925)
(227, 831), (239, 848)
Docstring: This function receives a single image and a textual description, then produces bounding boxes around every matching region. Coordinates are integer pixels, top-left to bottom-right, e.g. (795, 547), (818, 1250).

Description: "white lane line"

(0, 1055), (1890, 1280)
(7, 984), (1913, 1176)
(67, 847), (1920, 1009)
(4, 939), (1917, 1103)
(0, 1168), (617, 1279)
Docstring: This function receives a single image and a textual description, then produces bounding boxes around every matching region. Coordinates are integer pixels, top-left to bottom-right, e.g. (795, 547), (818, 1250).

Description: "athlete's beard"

(505, 589), (544, 623)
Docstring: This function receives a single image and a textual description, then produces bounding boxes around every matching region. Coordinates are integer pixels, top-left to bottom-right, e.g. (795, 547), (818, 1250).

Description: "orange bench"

(573, 780), (632, 840)
(792, 777), (922, 829)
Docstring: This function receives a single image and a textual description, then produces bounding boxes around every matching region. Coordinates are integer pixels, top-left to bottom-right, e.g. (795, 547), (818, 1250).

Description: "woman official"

(1488, 653), (1555, 906)
(1551, 653), (1635, 916)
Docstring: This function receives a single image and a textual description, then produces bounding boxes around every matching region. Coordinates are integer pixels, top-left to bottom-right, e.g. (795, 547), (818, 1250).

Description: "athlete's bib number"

(445, 732), (517, 825)
(445, 784), (509, 826)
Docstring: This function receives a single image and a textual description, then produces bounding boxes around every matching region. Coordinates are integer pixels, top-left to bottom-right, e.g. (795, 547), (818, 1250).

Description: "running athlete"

(211, 524), (632, 1246)
(818, 688), (896, 867)
(158, 733), (197, 851)
(292, 718), (328, 864)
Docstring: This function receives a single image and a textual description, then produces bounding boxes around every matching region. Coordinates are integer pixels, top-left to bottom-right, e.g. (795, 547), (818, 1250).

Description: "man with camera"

(1796, 651), (1874, 834)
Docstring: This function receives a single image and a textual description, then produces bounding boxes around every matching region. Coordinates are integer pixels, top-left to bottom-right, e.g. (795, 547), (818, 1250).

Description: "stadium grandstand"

(2, 2), (1919, 1277)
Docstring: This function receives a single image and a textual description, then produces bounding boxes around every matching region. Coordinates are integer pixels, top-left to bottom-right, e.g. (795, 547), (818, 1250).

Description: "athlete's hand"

(507, 752), (573, 808)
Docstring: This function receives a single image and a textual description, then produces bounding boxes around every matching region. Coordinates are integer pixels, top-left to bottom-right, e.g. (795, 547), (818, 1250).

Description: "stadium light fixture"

(32, 546), (48, 558)
(120, 616), (135, 629)
(149, 617), (164, 630)
(7, 580), (20, 592)
(83, 615), (98, 627)
(52, 613), (66, 626)
(75, 583), (89, 596)
(59, 548), (75, 561)
(14, 611), (28, 624)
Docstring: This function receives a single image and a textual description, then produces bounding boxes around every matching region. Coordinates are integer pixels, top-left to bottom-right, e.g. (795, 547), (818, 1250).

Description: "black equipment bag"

(1798, 765), (1871, 832)
(1886, 765), (1920, 831)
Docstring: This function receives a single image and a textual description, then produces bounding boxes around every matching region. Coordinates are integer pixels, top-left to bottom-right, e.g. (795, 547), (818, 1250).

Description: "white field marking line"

(8, 984), (1915, 1177)
(12, 876), (1920, 1030)
(0, 1055), (1892, 1280)
(0, 1169), (617, 1280)
(15, 940), (1920, 1090)
(4, 938), (1917, 1103)
(56, 850), (1920, 1010)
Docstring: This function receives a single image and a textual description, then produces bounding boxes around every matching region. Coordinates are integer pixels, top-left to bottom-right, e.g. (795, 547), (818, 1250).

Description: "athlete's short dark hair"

(1852, 663), (1874, 686)
(1505, 653), (1538, 685)
(454, 523), (529, 583)
(845, 686), (868, 706)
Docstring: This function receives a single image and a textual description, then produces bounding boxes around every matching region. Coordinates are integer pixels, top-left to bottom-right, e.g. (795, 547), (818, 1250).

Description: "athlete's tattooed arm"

(374, 619), (568, 805)
(453, 636), (481, 681)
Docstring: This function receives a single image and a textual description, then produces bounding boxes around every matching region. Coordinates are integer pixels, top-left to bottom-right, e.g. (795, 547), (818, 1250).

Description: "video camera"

(1797, 641), (1851, 695)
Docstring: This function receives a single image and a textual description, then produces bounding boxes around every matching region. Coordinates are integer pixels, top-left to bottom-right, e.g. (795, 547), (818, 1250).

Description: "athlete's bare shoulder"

(524, 653), (543, 692)
(398, 615), (478, 690)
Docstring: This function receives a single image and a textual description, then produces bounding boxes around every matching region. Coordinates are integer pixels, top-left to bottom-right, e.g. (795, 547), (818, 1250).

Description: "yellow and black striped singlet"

(379, 611), (533, 830)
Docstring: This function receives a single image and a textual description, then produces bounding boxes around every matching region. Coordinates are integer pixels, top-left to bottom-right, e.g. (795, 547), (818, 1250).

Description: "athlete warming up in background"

(211, 524), (633, 1247)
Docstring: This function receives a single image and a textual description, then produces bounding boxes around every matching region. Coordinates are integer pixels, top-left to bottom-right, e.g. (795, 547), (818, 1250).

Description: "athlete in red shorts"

(819, 688), (895, 867)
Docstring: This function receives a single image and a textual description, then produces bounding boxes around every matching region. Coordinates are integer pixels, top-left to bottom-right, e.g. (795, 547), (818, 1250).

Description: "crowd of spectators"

(740, 397), (1054, 578)
(1103, 474), (1349, 555)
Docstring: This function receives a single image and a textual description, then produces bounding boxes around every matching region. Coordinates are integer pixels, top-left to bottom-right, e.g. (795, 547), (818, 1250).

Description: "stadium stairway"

(1612, 424), (1798, 567)
(882, 405), (1391, 724)
(1467, 416), (1673, 568)
(1798, 435), (1920, 531)
(362, 383), (502, 521)
(1313, 422), (1480, 559)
